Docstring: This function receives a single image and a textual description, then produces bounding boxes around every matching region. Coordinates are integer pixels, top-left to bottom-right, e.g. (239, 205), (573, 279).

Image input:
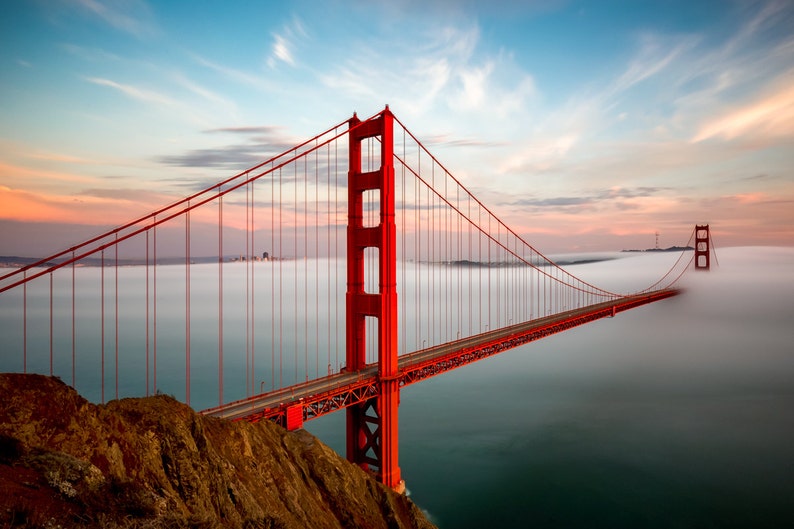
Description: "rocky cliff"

(0, 374), (436, 529)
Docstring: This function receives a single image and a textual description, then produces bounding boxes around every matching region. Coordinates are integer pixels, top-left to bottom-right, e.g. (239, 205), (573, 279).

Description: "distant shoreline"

(621, 246), (694, 253)
(0, 248), (693, 270)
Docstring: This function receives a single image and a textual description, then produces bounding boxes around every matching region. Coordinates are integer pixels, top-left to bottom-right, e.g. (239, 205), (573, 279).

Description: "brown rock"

(0, 374), (436, 529)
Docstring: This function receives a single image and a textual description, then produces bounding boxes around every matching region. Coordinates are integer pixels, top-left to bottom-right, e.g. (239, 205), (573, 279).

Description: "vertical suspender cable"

(401, 126), (406, 355)
(294, 163), (298, 383)
(145, 231), (149, 396)
(218, 190), (223, 405)
(271, 164), (276, 390)
(23, 271), (26, 373)
(332, 133), (338, 370)
(498, 224), (502, 327)
(485, 213), (493, 331)
(245, 184), (250, 396)
(466, 194), (470, 336)
(315, 143), (320, 379)
(304, 154), (309, 381)
(251, 179), (256, 395)
(101, 250), (105, 403)
(153, 218), (158, 394)
(72, 252), (76, 386)
(279, 168), (283, 388)
(185, 205), (191, 406)
(414, 148), (422, 349)
(430, 162), (435, 346)
(456, 186), (460, 335)
(115, 234), (119, 400)
(400, 126), (404, 354)
(49, 273), (53, 376)
(327, 140), (332, 373)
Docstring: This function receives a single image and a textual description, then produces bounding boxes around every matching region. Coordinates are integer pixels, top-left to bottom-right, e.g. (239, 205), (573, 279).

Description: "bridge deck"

(201, 289), (679, 424)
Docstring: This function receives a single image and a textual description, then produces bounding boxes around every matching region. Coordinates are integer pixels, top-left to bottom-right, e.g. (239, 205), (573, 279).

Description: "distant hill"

(621, 246), (694, 253)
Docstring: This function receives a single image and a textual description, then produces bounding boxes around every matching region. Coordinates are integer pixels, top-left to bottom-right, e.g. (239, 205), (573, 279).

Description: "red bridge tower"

(695, 224), (710, 271)
(346, 107), (403, 492)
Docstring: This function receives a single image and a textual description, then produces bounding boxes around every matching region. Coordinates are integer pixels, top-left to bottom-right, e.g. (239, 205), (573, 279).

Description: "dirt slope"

(0, 374), (435, 529)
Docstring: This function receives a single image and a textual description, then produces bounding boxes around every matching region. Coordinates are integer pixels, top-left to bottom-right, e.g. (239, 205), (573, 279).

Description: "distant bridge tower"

(346, 107), (403, 492)
(695, 224), (710, 270)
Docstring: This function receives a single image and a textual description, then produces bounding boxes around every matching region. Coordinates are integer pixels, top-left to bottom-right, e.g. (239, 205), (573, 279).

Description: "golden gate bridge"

(0, 106), (711, 492)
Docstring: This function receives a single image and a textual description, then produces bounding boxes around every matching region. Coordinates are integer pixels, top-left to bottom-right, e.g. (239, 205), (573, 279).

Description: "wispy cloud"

(267, 16), (308, 68)
(60, 43), (121, 62)
(83, 75), (232, 128)
(610, 33), (697, 97)
(73, 0), (158, 38)
(0, 161), (101, 188)
(85, 76), (177, 106)
(191, 53), (276, 92)
(0, 184), (167, 225)
(422, 134), (507, 148)
(170, 72), (237, 111)
(507, 186), (667, 209)
(157, 126), (299, 170)
(692, 79), (794, 143)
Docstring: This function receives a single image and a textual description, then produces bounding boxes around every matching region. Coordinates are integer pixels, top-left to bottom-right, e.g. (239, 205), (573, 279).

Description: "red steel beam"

(201, 289), (679, 426)
(398, 289), (680, 387)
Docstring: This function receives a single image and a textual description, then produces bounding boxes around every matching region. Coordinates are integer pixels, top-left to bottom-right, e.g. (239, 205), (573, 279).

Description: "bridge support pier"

(346, 106), (403, 492)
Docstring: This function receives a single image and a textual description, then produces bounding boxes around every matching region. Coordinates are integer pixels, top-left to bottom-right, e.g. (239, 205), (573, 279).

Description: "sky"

(1, 0), (793, 256)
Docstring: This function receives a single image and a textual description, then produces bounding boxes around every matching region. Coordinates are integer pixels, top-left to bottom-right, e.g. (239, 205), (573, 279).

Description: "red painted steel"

(203, 289), (680, 424)
(286, 404), (304, 430)
(695, 224), (710, 270)
(345, 106), (402, 490)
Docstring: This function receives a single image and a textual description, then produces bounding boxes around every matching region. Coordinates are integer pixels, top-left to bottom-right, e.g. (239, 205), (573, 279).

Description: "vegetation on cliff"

(0, 374), (435, 529)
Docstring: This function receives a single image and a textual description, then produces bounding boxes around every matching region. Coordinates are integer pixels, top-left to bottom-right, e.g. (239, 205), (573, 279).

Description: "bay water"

(2, 246), (792, 527)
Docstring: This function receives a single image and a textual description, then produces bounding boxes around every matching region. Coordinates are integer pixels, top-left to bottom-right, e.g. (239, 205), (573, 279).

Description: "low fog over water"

(307, 247), (794, 528)
(2, 246), (792, 527)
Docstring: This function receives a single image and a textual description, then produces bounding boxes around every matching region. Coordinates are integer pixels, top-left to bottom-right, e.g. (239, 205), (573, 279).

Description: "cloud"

(0, 161), (100, 189)
(204, 126), (283, 135)
(192, 54), (276, 92)
(0, 185), (165, 225)
(507, 186), (667, 209)
(318, 24), (475, 115)
(24, 152), (97, 165)
(60, 43), (121, 62)
(170, 72), (237, 111)
(691, 80), (794, 143)
(610, 33), (697, 96)
(84, 74), (234, 128)
(73, 0), (158, 38)
(85, 76), (177, 107)
(77, 187), (171, 204)
(270, 35), (294, 67)
(267, 16), (308, 68)
(454, 61), (494, 110)
(157, 126), (301, 170)
(511, 196), (591, 207)
(421, 134), (507, 148)
(158, 145), (279, 171)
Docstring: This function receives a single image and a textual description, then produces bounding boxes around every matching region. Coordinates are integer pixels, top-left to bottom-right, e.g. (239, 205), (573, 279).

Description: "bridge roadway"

(201, 288), (679, 425)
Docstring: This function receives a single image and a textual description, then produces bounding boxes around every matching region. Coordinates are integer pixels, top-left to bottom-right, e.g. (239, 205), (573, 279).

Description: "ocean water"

(2, 247), (793, 527)
(306, 247), (794, 528)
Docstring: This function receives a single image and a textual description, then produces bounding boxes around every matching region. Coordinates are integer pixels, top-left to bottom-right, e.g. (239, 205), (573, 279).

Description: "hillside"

(0, 374), (436, 529)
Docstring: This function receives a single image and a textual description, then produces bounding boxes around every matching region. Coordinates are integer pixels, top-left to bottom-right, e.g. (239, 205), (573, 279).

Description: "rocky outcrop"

(0, 374), (435, 529)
